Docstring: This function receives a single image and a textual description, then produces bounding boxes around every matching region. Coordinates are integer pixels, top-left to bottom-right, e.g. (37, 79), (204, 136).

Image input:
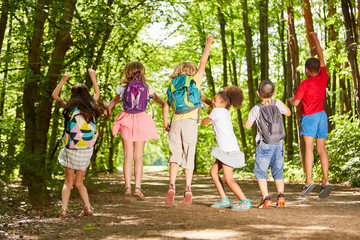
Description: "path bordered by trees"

(1, 170), (360, 239)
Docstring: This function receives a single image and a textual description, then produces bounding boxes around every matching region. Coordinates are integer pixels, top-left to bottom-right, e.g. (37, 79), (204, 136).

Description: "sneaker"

(183, 186), (192, 206)
(165, 186), (175, 205)
(256, 196), (273, 208)
(277, 193), (285, 207)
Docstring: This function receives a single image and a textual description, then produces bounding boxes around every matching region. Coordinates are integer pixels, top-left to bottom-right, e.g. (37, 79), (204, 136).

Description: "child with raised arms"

(107, 61), (165, 203)
(52, 69), (107, 218)
(202, 86), (251, 209)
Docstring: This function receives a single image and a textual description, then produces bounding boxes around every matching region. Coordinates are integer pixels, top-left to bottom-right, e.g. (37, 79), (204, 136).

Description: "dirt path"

(2, 168), (360, 240)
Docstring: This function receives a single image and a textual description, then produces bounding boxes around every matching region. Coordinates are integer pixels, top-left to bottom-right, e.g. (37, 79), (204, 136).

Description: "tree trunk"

(302, 0), (316, 56)
(341, 0), (360, 120)
(259, 0), (269, 81)
(0, 0), (9, 56)
(242, 0), (256, 145)
(218, 6), (228, 87)
(22, 0), (52, 205)
(287, 6), (306, 169)
(278, 5), (293, 159)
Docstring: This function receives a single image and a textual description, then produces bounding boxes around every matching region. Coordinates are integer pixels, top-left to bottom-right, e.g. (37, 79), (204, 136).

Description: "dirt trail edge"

(2, 169), (360, 240)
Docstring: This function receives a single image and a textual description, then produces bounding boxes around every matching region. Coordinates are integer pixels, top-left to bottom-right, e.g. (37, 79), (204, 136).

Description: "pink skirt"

(112, 111), (159, 141)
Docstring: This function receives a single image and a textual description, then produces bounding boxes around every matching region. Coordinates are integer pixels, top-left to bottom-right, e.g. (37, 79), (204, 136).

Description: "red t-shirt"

(294, 66), (328, 115)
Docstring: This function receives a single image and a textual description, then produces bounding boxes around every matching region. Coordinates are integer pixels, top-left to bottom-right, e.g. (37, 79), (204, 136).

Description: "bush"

(326, 114), (360, 186)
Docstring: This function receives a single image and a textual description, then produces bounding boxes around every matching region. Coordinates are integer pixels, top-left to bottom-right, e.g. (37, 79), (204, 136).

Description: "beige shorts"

(167, 119), (198, 169)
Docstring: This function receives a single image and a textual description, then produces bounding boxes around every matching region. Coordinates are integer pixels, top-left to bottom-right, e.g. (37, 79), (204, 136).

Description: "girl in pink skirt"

(108, 61), (165, 203)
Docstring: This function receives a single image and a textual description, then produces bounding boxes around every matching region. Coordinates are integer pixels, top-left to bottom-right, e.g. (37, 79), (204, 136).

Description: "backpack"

(256, 100), (286, 144)
(64, 107), (98, 150)
(122, 73), (149, 114)
(166, 74), (201, 114)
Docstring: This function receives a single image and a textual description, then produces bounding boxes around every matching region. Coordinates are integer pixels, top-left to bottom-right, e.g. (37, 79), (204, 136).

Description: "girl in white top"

(202, 86), (251, 210)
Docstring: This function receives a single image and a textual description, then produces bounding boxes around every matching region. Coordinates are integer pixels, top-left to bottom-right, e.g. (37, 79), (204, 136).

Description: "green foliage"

(326, 114), (360, 186)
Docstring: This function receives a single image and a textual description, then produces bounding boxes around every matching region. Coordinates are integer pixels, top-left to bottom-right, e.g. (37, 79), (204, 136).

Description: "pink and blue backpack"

(64, 107), (98, 150)
(122, 73), (149, 114)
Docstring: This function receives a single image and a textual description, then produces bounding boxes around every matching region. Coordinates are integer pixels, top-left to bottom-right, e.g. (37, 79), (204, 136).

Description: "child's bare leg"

(74, 169), (91, 208)
(210, 160), (226, 198)
(184, 169), (193, 189)
(222, 164), (246, 200)
(62, 168), (74, 211)
(133, 141), (145, 192)
(275, 179), (285, 194)
(303, 135), (315, 186)
(122, 138), (134, 191)
(257, 179), (269, 198)
(316, 138), (329, 186)
(169, 162), (179, 188)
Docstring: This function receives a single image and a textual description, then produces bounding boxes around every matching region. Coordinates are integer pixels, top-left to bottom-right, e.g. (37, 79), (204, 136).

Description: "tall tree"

(242, 0), (256, 145)
(302, 0), (316, 56)
(259, 0), (269, 81)
(341, 0), (360, 120)
(0, 0), (9, 56)
(217, 4), (228, 87)
(22, 0), (77, 204)
(287, 5), (306, 169)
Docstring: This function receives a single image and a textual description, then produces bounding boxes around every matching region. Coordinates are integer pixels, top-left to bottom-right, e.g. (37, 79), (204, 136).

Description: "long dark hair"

(63, 83), (106, 122)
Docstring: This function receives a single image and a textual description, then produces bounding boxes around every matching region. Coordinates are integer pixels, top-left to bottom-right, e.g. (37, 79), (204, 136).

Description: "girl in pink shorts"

(108, 61), (165, 203)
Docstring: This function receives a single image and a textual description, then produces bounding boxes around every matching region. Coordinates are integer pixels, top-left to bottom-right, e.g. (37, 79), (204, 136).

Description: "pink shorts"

(112, 112), (159, 142)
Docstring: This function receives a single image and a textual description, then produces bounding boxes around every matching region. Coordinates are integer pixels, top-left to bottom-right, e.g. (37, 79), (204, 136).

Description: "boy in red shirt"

(288, 32), (332, 198)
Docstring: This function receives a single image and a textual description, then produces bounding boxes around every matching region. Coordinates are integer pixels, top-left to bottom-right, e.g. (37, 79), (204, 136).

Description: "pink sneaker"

(183, 188), (192, 206)
(165, 187), (175, 205)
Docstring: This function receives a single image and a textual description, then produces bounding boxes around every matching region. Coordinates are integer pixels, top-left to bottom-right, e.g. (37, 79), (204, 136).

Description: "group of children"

(52, 32), (332, 218)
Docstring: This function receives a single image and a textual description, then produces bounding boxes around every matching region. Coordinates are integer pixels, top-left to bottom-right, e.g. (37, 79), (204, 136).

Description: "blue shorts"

(254, 140), (284, 180)
(300, 111), (328, 139)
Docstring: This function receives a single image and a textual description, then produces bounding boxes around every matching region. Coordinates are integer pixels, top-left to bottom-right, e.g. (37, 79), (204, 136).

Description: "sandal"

(79, 206), (93, 217)
(133, 187), (145, 201)
(59, 208), (69, 218)
(123, 187), (131, 204)
(211, 197), (231, 208)
(301, 182), (316, 197)
(165, 186), (175, 205)
(232, 199), (251, 210)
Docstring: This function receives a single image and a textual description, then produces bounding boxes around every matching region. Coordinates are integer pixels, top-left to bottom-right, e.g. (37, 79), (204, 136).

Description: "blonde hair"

(169, 62), (197, 79)
(122, 61), (147, 84)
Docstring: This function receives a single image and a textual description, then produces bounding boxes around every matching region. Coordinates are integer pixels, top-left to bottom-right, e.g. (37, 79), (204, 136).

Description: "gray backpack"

(256, 100), (286, 144)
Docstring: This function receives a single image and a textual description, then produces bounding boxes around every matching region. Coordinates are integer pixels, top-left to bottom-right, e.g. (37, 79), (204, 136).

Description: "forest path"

(2, 168), (360, 240)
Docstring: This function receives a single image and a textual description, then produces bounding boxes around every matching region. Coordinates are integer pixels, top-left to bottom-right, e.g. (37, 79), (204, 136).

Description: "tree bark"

(287, 6), (306, 170)
(242, 0), (256, 145)
(22, 0), (52, 205)
(0, 0), (9, 56)
(341, 0), (360, 120)
(278, 5), (293, 159)
(259, 0), (269, 81)
(302, 0), (316, 56)
(218, 6), (228, 87)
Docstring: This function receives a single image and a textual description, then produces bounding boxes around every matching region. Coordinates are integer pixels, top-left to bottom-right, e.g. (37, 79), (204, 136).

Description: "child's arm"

(162, 100), (171, 132)
(287, 97), (301, 107)
(88, 68), (100, 101)
(107, 94), (120, 116)
(309, 32), (325, 67)
(276, 99), (292, 116)
(244, 119), (253, 129)
(202, 117), (212, 126)
(52, 73), (70, 107)
(197, 35), (214, 79)
(201, 96), (213, 107)
(151, 93), (165, 107)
